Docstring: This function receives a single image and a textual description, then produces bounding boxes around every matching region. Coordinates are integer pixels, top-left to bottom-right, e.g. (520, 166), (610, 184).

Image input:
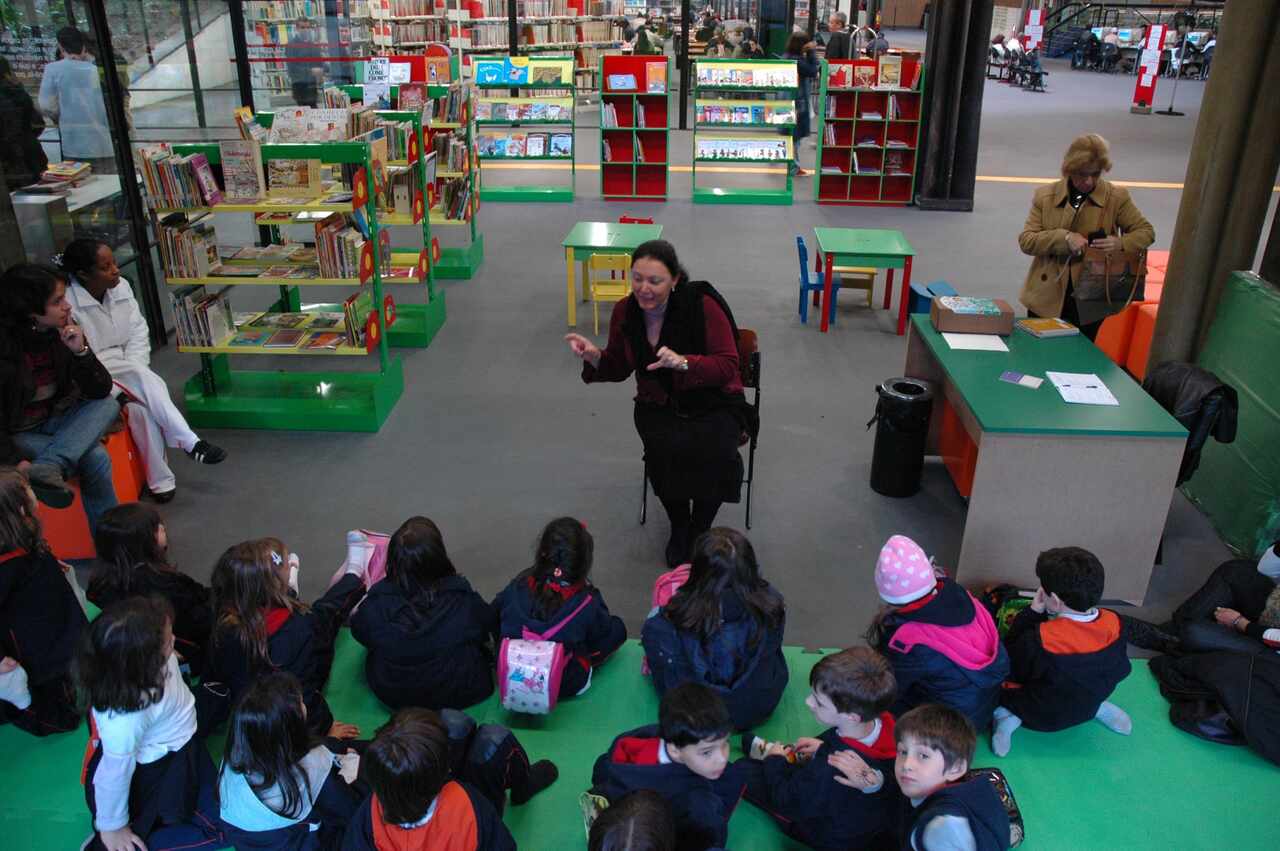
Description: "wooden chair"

(588, 253), (632, 334)
(641, 328), (761, 529)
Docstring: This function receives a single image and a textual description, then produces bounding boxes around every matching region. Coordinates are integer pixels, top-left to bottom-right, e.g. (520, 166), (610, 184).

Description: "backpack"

(498, 593), (594, 714)
(980, 584), (1034, 638)
(641, 564), (690, 675)
(967, 767), (1026, 847)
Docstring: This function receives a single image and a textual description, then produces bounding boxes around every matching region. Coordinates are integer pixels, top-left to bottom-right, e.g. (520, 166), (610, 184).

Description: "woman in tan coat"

(1018, 134), (1154, 339)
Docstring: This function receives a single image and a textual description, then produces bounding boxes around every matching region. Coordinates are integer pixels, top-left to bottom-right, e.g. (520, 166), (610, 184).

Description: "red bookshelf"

(599, 54), (671, 201)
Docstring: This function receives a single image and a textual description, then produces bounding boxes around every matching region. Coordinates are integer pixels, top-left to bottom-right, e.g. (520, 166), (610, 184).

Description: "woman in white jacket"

(61, 239), (225, 502)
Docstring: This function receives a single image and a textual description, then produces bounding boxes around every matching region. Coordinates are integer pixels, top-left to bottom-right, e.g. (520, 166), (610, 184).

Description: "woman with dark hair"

(0, 262), (118, 523)
(783, 31), (819, 177)
(0, 57), (48, 190)
(565, 240), (750, 568)
(350, 516), (497, 710)
(641, 527), (788, 729)
(62, 238), (226, 504)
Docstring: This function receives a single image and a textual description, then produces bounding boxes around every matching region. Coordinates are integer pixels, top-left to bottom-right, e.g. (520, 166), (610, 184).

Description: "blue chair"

(797, 236), (841, 325)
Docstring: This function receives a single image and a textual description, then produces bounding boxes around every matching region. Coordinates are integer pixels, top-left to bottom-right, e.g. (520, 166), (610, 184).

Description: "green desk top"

(911, 315), (1187, 438)
(815, 227), (915, 258)
(562, 221), (664, 250)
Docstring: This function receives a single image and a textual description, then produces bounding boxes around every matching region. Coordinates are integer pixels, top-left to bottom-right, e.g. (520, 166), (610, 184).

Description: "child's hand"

(763, 742), (789, 759)
(337, 749), (361, 783)
(793, 737), (823, 757)
(1030, 587), (1049, 614)
(99, 827), (148, 851)
(828, 750), (878, 789)
(328, 720), (361, 739)
(1215, 607), (1245, 630)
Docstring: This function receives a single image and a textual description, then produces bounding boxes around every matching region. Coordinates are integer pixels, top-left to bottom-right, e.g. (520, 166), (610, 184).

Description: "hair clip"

(270, 550), (283, 566)
(50, 253), (64, 267)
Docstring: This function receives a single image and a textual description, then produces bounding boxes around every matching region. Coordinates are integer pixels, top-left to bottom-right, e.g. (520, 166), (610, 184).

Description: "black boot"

(510, 760), (558, 805)
(659, 494), (692, 568)
(1119, 613), (1181, 654)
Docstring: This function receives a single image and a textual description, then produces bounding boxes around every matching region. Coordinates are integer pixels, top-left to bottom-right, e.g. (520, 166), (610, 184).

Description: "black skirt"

(635, 401), (743, 503)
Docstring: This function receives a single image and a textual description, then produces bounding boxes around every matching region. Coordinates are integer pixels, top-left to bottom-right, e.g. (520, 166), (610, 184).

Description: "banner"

(1131, 24), (1168, 113)
(1024, 9), (1044, 51)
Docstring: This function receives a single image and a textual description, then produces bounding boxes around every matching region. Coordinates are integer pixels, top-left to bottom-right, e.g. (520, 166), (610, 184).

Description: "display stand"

(600, 55), (671, 201)
(152, 139), (403, 432)
(814, 57), (924, 206)
(474, 55), (577, 202)
(692, 59), (797, 205)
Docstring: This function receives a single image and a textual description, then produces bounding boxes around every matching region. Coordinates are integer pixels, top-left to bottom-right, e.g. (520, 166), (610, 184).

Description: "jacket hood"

(219, 745), (333, 832)
(501, 575), (593, 633)
(889, 582), (1004, 672)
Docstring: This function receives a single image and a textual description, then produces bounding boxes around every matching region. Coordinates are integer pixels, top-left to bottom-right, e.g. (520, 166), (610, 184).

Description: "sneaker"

(24, 463), (73, 509)
(510, 760), (559, 805)
(186, 440), (227, 465)
(146, 487), (176, 504)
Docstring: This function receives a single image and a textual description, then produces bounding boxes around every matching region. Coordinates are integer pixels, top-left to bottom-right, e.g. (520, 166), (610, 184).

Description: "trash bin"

(867, 378), (934, 497)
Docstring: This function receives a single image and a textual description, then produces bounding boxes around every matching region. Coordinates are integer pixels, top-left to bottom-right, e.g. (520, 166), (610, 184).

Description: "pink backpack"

(641, 564), (690, 675)
(498, 594), (594, 714)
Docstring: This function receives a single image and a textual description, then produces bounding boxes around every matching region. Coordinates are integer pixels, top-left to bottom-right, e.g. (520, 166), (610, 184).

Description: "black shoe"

(1119, 613), (1181, 654)
(25, 463), (73, 509)
(186, 440), (226, 465)
(147, 487), (176, 504)
(510, 760), (558, 805)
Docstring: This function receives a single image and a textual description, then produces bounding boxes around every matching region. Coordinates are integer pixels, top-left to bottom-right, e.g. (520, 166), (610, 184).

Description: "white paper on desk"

(941, 333), (1009, 352)
(1046, 371), (1120, 406)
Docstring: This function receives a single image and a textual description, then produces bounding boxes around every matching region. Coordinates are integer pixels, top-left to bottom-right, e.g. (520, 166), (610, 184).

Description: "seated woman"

(1173, 543), (1280, 654)
(61, 238), (225, 503)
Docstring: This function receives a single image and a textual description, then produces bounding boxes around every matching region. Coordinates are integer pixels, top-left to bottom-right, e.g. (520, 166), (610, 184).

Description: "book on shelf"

(232, 311), (263, 327)
(885, 151), (909, 176)
(158, 213), (219, 278)
(877, 55), (902, 88)
(506, 134), (526, 157)
(229, 329), (270, 347)
(264, 329), (306, 348)
(343, 288), (375, 347)
(266, 159), (323, 198)
(427, 84), (467, 124)
(190, 155), (223, 206)
(219, 141), (265, 202)
(314, 213), (366, 279)
(526, 134), (547, 157)
(549, 134), (572, 156)
(602, 139), (612, 162)
(695, 64), (797, 89)
(432, 133), (467, 172)
(474, 101), (493, 121)
(138, 145), (221, 209)
(1017, 317), (1080, 338)
(824, 124), (836, 145)
(695, 137), (790, 161)
(646, 62), (666, 94)
(606, 73), (637, 91)
(860, 110), (883, 120)
(436, 176), (471, 221)
(853, 61), (877, 88)
(234, 107), (268, 142)
(269, 107), (352, 143)
(908, 61), (923, 91)
(885, 138), (910, 148)
(304, 332), (345, 350)
(170, 286), (234, 348)
(829, 64), (851, 88)
(601, 102), (619, 128)
(397, 83), (426, 110)
(820, 165), (845, 175)
(247, 312), (309, 329)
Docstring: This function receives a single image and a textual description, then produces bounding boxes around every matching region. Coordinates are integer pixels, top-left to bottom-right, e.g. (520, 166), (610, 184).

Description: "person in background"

(0, 57), (48, 190)
(866, 28), (890, 59)
(824, 11), (854, 60)
(62, 239), (226, 502)
(37, 27), (114, 174)
(704, 28), (732, 58)
(634, 20), (662, 56)
(285, 20), (324, 108)
(733, 27), (765, 59)
(782, 32), (818, 178)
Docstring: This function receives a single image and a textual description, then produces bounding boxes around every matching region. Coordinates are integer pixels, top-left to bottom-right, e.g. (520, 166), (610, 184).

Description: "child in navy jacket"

(0, 467), (86, 736)
(590, 683), (745, 851)
(351, 516), (497, 710)
(867, 536), (1009, 732)
(892, 705), (1010, 851)
(991, 547), (1132, 756)
(491, 517), (626, 699)
(206, 537), (366, 739)
(642, 527), (788, 730)
(736, 647), (901, 850)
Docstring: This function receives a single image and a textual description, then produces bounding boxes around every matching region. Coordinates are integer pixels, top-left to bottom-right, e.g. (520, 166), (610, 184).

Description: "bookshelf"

(474, 55), (577, 202)
(149, 139), (404, 432)
(599, 55), (670, 201)
(815, 57), (924, 206)
(692, 59), (797, 205)
(243, 1), (372, 109)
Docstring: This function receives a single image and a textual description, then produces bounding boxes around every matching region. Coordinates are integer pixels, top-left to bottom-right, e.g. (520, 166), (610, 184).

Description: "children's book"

(506, 57), (531, 85)
(189, 154), (223, 206)
(474, 100), (493, 120)
(550, 134), (572, 156)
(229, 329), (270, 346)
(1016, 317), (1080, 338)
(646, 61), (667, 94)
(853, 61), (877, 88)
(304, 331), (345, 350)
(607, 73), (638, 91)
(266, 159), (322, 198)
(877, 55), (903, 88)
(525, 134), (547, 157)
(507, 134), (526, 157)
(530, 64), (563, 85)
(218, 141), (265, 201)
(264, 329), (306, 348)
(397, 83), (426, 110)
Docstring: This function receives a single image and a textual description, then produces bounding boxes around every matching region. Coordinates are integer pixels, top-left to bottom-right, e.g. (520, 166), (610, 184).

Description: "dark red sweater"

(583, 295), (742, 404)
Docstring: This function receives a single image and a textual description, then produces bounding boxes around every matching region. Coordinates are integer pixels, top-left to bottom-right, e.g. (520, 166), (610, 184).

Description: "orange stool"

(35, 422), (147, 561)
(1096, 307), (1139, 367)
(1126, 302), (1160, 381)
(1146, 248), (1170, 273)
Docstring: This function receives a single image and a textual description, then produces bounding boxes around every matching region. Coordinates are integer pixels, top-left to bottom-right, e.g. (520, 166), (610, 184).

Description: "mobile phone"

(1088, 229), (1106, 242)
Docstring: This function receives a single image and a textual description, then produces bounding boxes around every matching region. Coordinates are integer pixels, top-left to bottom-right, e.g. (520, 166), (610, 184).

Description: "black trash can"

(868, 378), (934, 497)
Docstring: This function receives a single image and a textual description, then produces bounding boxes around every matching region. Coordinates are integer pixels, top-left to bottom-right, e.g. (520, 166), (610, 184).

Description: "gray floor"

(123, 55), (1254, 649)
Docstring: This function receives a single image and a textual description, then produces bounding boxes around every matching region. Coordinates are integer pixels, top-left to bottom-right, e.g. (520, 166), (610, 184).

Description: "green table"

(905, 315), (1187, 603)
(814, 227), (915, 335)
(562, 221), (663, 327)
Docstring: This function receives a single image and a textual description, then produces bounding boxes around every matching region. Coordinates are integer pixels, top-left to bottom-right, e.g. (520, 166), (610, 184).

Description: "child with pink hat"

(865, 535), (1009, 731)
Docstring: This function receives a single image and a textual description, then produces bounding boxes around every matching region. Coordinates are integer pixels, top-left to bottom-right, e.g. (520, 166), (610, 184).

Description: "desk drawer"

(939, 396), (978, 498)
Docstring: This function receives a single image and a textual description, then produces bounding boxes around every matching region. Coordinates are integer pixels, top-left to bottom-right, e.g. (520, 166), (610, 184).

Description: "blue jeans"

(12, 396), (120, 532)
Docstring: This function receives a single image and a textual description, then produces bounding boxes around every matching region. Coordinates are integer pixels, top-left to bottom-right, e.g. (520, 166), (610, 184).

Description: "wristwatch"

(677, 357), (689, 372)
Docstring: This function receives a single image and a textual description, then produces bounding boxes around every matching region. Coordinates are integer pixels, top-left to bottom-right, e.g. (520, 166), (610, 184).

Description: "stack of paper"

(1046, 372), (1119, 406)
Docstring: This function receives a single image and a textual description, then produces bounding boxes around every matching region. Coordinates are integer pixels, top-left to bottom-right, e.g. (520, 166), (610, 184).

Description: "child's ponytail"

(528, 517), (593, 619)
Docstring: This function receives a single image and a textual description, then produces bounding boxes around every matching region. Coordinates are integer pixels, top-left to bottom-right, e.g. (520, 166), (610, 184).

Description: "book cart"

(474, 55), (577, 202)
(814, 56), (924, 206)
(599, 55), (671, 201)
(152, 139), (404, 432)
(692, 59), (798, 205)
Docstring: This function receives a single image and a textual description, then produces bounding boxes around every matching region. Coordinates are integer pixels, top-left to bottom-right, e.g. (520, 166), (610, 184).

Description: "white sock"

(1095, 701), (1132, 735)
(345, 530), (375, 577)
(991, 707), (1021, 757)
(0, 663), (32, 710)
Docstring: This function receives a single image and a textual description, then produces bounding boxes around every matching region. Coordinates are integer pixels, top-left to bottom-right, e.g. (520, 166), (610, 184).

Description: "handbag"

(1071, 246), (1147, 325)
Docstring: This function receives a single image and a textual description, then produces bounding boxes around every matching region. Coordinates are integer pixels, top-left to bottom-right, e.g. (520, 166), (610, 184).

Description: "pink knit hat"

(875, 535), (936, 605)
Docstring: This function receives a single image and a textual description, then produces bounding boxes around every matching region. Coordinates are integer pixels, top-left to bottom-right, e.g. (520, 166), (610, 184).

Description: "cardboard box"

(930, 296), (1015, 335)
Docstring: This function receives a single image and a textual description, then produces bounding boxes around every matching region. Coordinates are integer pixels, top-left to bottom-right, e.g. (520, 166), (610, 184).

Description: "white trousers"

(114, 367), (199, 494)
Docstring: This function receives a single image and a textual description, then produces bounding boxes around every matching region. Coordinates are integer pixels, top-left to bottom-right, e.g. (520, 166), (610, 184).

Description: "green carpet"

(3, 636), (1277, 850)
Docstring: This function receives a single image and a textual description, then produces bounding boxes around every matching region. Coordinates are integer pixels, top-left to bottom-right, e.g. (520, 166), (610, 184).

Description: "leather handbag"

(1072, 246), (1147, 325)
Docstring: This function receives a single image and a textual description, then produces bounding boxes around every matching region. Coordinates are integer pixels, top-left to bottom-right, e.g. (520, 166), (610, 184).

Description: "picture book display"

(474, 56), (573, 87)
(606, 73), (638, 91)
(695, 102), (795, 126)
(474, 99), (571, 122)
(695, 63), (798, 89)
(646, 62), (667, 94)
(695, 137), (791, 161)
(877, 55), (902, 88)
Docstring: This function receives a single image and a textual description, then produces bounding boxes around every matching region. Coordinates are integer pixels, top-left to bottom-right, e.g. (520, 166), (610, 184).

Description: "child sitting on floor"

(350, 516), (497, 710)
(0, 467), (87, 736)
(76, 597), (222, 851)
(206, 537), (367, 738)
(344, 707), (557, 850)
(642, 528), (788, 730)
(589, 789), (677, 851)
(89, 503), (212, 675)
(736, 646), (900, 850)
(218, 671), (364, 849)
(590, 682), (744, 851)
(893, 704), (1010, 851)
(491, 517), (626, 699)
(866, 535), (1009, 731)
(992, 546), (1132, 756)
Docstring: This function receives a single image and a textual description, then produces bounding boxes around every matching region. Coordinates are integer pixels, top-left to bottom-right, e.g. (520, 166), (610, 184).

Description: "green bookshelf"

(600, 54), (671, 201)
(692, 59), (798, 206)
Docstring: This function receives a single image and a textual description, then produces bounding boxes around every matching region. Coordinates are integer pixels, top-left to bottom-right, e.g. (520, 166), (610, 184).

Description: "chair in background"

(588, 253), (632, 334)
(641, 328), (761, 529)
(819, 250), (875, 309)
(796, 236), (843, 325)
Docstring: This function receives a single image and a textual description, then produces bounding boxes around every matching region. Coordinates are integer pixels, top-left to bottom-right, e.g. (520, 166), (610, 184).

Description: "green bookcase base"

(480, 186), (574, 202)
(386, 295), (447, 348)
(693, 186), (792, 205)
(182, 358), (404, 432)
(435, 234), (486, 279)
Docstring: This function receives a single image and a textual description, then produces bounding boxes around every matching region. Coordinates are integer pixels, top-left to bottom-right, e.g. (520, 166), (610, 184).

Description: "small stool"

(1126, 302), (1160, 380)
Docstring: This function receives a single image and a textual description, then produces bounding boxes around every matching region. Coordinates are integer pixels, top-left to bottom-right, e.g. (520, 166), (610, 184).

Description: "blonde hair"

(1061, 134), (1113, 177)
